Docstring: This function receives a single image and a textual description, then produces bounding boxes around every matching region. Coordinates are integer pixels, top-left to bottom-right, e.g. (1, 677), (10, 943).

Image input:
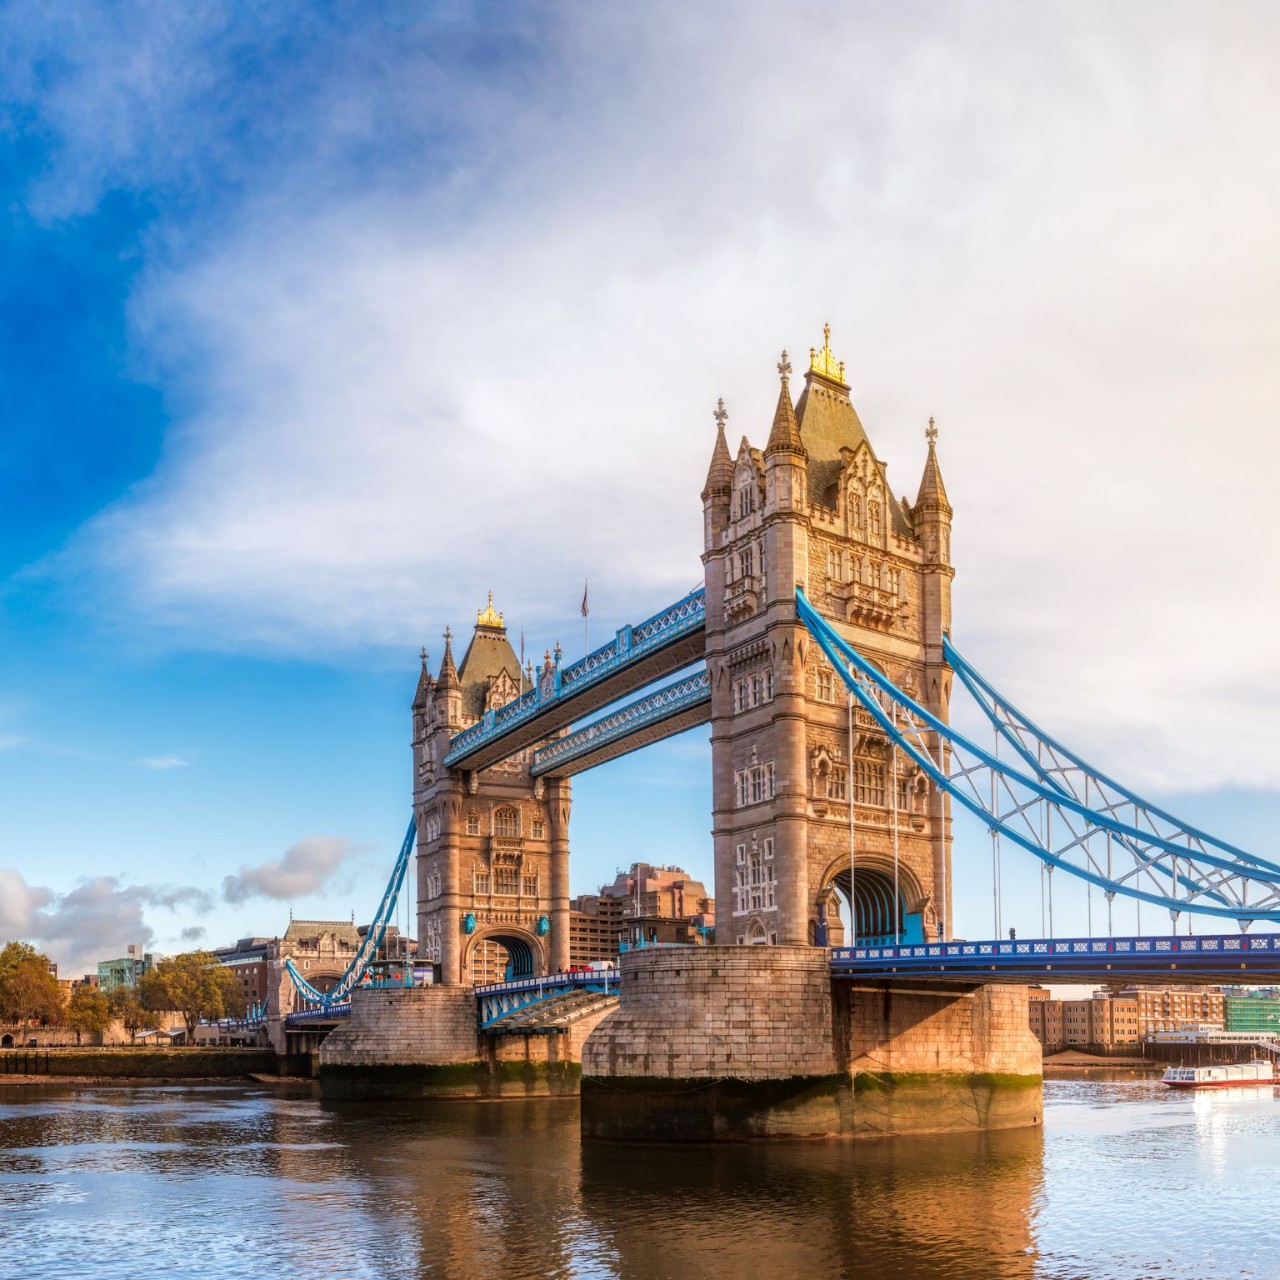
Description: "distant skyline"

(2, 2), (1279, 974)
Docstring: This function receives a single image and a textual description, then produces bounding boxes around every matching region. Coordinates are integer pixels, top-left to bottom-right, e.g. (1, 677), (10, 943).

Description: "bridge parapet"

(444, 587), (706, 770)
(831, 931), (1280, 983)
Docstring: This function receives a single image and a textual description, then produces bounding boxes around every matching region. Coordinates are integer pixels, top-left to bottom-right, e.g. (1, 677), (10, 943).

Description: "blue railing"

(531, 668), (710, 775)
(830, 931), (1280, 977)
(445, 587), (706, 767)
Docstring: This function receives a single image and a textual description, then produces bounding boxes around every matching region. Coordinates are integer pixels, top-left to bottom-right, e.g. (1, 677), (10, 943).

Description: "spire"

(476, 592), (504, 631)
(701, 397), (733, 499)
(436, 626), (459, 689)
(915, 417), (951, 513)
(765, 350), (805, 457)
(412, 646), (433, 709)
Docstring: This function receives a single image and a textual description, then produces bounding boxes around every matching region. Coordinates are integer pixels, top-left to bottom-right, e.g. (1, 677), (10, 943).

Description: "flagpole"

(582, 578), (589, 656)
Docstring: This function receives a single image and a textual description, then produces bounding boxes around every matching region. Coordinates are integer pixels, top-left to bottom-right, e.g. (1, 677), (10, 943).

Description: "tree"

(108, 986), (149, 1043)
(138, 951), (247, 1040)
(0, 942), (65, 1029)
(66, 986), (111, 1046)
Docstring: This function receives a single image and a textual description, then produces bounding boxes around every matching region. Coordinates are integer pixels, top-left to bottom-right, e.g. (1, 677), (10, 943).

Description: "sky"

(2, 1), (1279, 976)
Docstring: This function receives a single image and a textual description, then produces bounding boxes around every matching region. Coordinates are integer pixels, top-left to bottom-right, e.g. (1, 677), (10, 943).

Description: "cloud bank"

(10, 2), (1280, 791)
(221, 836), (362, 904)
(0, 869), (214, 976)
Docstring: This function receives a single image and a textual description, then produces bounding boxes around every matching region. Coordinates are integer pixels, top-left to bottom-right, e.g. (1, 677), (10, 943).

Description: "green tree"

(108, 986), (149, 1043)
(138, 951), (247, 1041)
(0, 942), (65, 1029)
(66, 986), (111, 1046)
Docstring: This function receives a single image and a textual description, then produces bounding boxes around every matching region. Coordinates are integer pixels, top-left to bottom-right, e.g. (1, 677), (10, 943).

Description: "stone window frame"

(494, 805), (521, 838)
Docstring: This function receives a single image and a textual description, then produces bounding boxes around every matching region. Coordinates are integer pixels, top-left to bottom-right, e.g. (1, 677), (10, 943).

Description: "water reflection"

(1, 1079), (1276, 1279)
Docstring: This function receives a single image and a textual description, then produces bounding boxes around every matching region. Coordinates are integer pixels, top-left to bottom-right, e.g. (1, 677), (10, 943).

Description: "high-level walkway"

(443, 588), (706, 771)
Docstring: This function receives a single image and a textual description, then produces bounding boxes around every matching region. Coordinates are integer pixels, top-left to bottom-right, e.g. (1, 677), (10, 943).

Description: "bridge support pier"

(580, 946), (1042, 1141)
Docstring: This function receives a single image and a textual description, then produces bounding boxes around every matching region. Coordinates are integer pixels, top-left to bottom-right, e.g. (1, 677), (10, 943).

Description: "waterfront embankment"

(0, 1047), (277, 1082)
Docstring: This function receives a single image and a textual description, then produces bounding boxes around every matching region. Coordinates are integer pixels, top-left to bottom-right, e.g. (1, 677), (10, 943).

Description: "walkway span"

(444, 588), (706, 771)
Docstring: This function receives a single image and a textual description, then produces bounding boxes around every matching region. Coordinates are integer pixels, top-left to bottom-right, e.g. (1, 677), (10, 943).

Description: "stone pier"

(580, 945), (1042, 1141)
(318, 985), (614, 1100)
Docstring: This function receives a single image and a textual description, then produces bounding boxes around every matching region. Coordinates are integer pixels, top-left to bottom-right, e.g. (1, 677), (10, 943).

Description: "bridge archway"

(816, 857), (927, 947)
(464, 928), (545, 985)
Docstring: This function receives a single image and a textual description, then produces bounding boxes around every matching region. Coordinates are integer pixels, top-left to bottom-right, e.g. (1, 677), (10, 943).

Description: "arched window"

(494, 806), (521, 838)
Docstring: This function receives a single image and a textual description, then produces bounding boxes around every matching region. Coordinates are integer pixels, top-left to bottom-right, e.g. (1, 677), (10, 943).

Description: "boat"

(1162, 1061), (1276, 1088)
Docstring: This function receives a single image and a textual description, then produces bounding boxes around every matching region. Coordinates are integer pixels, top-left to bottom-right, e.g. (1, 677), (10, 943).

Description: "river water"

(0, 1074), (1277, 1280)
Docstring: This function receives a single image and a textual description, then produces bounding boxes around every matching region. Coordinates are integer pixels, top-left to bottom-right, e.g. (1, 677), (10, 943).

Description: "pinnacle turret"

(436, 626), (459, 689)
(412, 646), (433, 709)
(765, 350), (805, 457)
(701, 397), (734, 500)
(914, 417), (951, 514)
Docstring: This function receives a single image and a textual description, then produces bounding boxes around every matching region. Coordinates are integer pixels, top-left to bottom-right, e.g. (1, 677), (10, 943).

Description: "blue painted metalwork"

(474, 968), (618, 1028)
(285, 1002), (352, 1028)
(444, 587), (706, 767)
(530, 668), (711, 776)
(943, 635), (1280, 905)
(283, 817), (416, 1008)
(796, 588), (1280, 924)
(831, 931), (1280, 981)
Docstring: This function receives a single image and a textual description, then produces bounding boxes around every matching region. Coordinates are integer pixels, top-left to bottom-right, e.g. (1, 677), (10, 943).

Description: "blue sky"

(2, 2), (1279, 974)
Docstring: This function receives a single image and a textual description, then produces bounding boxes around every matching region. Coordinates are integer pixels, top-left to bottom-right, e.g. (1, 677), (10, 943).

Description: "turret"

(701, 397), (733, 550)
(433, 626), (463, 729)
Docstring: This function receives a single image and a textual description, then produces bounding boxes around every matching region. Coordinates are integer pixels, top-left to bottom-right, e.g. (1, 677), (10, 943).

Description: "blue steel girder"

(283, 817), (416, 1009)
(830, 931), (1280, 985)
(444, 588), (706, 771)
(475, 969), (618, 1027)
(795, 588), (1280, 925)
(531, 669), (711, 778)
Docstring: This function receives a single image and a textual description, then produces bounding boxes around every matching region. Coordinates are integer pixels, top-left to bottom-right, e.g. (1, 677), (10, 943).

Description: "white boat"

(1162, 1061), (1276, 1088)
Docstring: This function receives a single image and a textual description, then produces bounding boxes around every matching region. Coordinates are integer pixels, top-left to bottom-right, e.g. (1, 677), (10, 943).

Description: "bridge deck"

(831, 932), (1280, 985)
(445, 590), (706, 771)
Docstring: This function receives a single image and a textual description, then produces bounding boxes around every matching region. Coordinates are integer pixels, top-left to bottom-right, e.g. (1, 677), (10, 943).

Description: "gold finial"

(808, 321), (847, 384)
(713, 397), (728, 430)
(476, 592), (504, 629)
(926, 416), (938, 446)
(777, 350), (792, 381)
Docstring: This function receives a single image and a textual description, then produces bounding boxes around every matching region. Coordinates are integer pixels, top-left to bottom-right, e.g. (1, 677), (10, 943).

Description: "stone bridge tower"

(701, 328), (954, 948)
(413, 597), (571, 985)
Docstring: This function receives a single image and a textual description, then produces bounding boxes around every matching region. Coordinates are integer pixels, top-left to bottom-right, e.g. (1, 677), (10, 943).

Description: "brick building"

(1116, 985), (1224, 1035)
(569, 863), (714, 967)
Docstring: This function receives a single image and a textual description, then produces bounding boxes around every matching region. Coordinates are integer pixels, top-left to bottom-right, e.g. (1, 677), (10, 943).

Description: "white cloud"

(0, 869), (214, 976)
(25, 3), (1280, 791)
(221, 836), (363, 904)
(135, 754), (190, 770)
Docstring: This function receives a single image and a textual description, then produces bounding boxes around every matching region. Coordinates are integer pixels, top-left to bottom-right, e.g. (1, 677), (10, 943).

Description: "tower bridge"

(293, 324), (1280, 1139)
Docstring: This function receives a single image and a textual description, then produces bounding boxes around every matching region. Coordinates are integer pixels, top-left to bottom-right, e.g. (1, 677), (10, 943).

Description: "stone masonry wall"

(842, 983), (1041, 1076)
(582, 945), (838, 1080)
(320, 986), (478, 1068)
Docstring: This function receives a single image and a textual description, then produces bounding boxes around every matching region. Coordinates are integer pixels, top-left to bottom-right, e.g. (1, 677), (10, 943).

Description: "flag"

(581, 579), (589, 618)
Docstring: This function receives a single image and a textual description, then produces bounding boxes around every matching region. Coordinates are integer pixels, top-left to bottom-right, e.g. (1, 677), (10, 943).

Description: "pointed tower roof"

(458, 594), (522, 720)
(436, 626), (459, 691)
(765, 351), (805, 457)
(794, 322), (910, 534)
(701, 398), (734, 499)
(915, 417), (951, 514)
(412, 646), (433, 710)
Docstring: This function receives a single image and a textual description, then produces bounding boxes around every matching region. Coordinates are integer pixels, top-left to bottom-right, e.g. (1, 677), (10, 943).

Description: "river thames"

(0, 1074), (1276, 1279)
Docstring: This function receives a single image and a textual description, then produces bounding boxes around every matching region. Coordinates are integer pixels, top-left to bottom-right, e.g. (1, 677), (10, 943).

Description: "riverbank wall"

(0, 1048), (278, 1079)
(580, 946), (1043, 1141)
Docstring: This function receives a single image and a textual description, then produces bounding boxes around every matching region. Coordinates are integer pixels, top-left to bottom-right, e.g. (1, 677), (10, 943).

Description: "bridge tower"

(412, 597), (570, 985)
(702, 327), (954, 948)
